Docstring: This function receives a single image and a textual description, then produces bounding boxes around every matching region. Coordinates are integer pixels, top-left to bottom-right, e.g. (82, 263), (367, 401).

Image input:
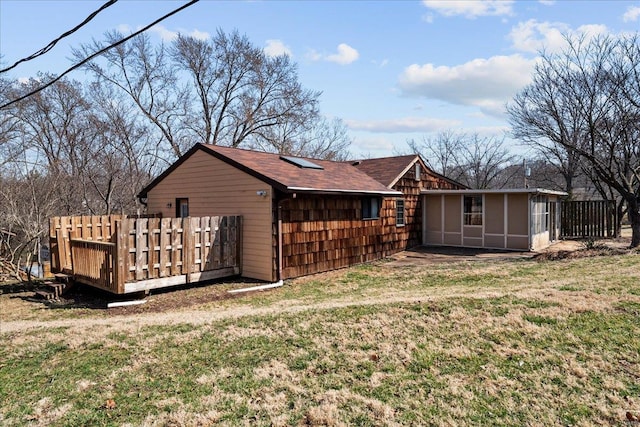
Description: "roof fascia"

(287, 187), (403, 197)
(421, 188), (568, 196)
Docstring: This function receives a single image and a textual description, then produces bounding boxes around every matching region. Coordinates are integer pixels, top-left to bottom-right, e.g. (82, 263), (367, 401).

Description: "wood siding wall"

(391, 166), (462, 250)
(145, 149), (274, 281)
(279, 196), (406, 279)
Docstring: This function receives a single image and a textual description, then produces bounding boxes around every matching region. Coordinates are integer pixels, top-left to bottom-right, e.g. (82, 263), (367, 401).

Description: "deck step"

(35, 290), (55, 300)
(54, 273), (72, 283)
(45, 282), (66, 298)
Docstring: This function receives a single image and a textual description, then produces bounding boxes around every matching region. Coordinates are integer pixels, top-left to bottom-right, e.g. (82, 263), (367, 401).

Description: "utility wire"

(0, 0), (199, 110)
(0, 0), (119, 74)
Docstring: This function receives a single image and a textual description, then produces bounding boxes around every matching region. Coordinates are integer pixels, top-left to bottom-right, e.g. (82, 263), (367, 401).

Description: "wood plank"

(170, 218), (181, 276)
(183, 217), (192, 283)
(148, 218), (160, 279)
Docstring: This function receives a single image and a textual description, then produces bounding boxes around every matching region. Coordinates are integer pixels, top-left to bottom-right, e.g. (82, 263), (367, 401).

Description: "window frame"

(463, 195), (483, 226)
(362, 197), (381, 220)
(531, 195), (549, 235)
(176, 198), (189, 218)
(396, 198), (405, 227)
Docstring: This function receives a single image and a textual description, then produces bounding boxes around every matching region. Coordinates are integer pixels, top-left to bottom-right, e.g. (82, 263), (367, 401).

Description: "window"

(176, 198), (189, 218)
(396, 199), (405, 226)
(463, 195), (482, 226)
(279, 155), (324, 169)
(415, 163), (421, 181)
(362, 197), (381, 219)
(531, 195), (549, 234)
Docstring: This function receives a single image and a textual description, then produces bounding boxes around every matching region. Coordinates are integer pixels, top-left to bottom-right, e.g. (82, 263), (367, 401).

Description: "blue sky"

(1, 0), (639, 158)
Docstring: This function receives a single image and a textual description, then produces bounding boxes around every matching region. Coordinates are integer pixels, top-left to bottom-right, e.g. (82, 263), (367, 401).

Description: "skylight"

(280, 155), (324, 170)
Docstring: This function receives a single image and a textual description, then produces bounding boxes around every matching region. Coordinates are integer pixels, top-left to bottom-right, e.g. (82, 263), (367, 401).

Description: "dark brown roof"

(352, 154), (467, 189)
(139, 144), (401, 198)
(351, 154), (419, 187)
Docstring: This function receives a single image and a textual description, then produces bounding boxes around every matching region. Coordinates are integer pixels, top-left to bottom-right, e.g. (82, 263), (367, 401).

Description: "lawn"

(1, 248), (639, 426)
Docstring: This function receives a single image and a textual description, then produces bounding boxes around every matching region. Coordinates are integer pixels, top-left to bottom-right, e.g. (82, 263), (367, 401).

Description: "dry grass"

(1, 247), (640, 426)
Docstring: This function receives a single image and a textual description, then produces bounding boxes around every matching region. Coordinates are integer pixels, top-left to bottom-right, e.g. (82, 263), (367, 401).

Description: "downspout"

(275, 193), (288, 283)
(528, 193), (533, 251)
(277, 201), (283, 282)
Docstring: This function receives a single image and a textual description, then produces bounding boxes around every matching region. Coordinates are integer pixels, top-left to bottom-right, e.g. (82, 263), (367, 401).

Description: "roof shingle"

(201, 145), (400, 195)
(351, 154), (419, 188)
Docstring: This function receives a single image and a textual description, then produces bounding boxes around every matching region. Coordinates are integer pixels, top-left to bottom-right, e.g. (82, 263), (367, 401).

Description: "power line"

(0, 0), (119, 74)
(0, 0), (200, 110)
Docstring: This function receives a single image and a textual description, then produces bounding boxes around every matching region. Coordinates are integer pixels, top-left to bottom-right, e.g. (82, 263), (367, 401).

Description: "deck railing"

(50, 215), (242, 294)
(70, 239), (120, 293)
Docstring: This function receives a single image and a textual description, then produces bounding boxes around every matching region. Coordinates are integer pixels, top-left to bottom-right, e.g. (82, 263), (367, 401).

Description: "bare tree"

(250, 117), (352, 160)
(85, 80), (158, 214)
(508, 33), (640, 246)
(0, 160), (60, 280)
(75, 29), (328, 161)
(171, 30), (322, 150)
(409, 131), (518, 189)
(74, 31), (191, 160)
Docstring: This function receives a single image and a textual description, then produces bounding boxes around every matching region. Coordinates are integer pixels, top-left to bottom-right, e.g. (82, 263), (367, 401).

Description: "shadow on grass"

(13, 275), (266, 314)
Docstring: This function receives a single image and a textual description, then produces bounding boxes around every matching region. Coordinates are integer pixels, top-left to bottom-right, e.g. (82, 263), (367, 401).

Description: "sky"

(1, 0), (639, 159)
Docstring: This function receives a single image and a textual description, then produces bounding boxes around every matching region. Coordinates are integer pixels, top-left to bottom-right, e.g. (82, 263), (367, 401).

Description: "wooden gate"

(50, 215), (242, 294)
(560, 200), (617, 239)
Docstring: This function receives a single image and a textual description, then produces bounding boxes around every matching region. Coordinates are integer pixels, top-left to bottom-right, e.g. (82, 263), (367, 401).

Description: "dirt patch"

(1, 235), (635, 329)
(384, 246), (534, 267)
(385, 236), (635, 266)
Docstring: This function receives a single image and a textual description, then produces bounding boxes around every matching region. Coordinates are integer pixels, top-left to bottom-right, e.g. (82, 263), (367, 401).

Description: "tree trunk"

(616, 199), (626, 238)
(629, 199), (640, 248)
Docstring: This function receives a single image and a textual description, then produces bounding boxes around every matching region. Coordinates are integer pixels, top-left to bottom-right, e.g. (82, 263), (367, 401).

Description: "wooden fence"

(560, 200), (617, 239)
(50, 215), (242, 294)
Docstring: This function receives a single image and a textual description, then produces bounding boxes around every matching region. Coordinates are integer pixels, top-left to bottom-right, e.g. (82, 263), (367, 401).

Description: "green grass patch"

(2, 253), (640, 425)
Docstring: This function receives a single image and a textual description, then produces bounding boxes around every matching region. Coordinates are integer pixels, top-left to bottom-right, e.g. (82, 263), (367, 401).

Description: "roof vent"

(352, 161), (362, 166)
(280, 155), (324, 170)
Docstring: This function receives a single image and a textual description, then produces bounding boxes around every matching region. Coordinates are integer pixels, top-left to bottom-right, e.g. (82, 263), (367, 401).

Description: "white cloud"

(508, 20), (568, 53)
(327, 43), (359, 65)
(189, 29), (211, 41)
(576, 24), (608, 38)
(422, 0), (514, 18)
(398, 54), (537, 117)
(538, 0), (555, 5)
(305, 49), (322, 62)
(149, 25), (178, 41)
(623, 6), (640, 22)
(307, 43), (359, 65)
(371, 59), (389, 68)
(116, 24), (131, 34)
(508, 19), (608, 54)
(264, 39), (292, 57)
(422, 14), (435, 23)
(351, 136), (395, 157)
(148, 25), (210, 42)
(346, 117), (462, 133)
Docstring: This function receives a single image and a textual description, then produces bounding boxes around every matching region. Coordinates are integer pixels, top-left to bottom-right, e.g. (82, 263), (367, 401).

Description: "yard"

(1, 239), (639, 426)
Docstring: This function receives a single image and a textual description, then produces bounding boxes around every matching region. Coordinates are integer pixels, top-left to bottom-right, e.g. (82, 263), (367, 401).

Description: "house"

(422, 188), (566, 251)
(352, 154), (464, 249)
(137, 144), (462, 282)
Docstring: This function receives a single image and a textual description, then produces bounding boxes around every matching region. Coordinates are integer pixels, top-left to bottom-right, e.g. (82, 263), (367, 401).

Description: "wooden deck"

(50, 215), (242, 294)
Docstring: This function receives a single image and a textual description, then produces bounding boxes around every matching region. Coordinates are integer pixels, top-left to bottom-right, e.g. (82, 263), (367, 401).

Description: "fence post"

(236, 216), (243, 275)
(183, 217), (192, 283)
(115, 219), (128, 294)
